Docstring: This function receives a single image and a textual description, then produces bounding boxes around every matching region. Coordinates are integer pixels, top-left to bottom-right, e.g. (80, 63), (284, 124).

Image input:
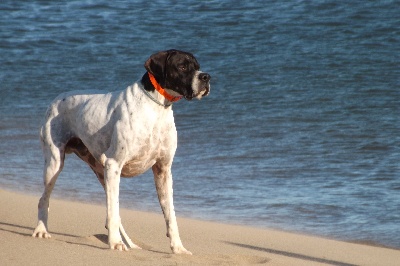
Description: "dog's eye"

(178, 65), (187, 71)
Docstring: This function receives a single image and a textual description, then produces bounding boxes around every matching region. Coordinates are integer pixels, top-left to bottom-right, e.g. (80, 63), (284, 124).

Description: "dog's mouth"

(202, 86), (210, 97)
(184, 86), (210, 101)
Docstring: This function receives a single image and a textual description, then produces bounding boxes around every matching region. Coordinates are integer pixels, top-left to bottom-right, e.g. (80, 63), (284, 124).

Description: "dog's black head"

(143, 49), (211, 100)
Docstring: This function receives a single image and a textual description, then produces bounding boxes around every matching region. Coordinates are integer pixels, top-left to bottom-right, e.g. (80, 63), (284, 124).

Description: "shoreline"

(4, 185), (398, 251)
(1, 189), (399, 265)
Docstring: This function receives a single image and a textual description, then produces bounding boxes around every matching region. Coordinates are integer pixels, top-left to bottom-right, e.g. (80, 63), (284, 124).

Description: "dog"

(32, 49), (211, 254)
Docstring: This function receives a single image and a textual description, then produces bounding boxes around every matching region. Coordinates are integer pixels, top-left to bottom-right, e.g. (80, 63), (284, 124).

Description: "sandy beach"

(0, 189), (398, 266)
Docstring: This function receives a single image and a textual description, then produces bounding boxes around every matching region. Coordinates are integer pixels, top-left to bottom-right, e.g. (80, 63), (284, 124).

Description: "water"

(1, 0), (399, 248)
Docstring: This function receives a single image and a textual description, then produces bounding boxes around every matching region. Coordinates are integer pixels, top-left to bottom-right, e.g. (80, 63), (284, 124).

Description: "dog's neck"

(141, 73), (182, 107)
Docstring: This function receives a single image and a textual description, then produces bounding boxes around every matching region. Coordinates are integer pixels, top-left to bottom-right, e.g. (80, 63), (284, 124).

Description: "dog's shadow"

(0, 221), (106, 250)
(0, 221), (163, 253)
(93, 233), (108, 245)
(0, 221), (34, 237)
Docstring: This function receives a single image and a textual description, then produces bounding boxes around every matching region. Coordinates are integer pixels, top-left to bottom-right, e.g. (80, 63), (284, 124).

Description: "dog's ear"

(144, 50), (171, 80)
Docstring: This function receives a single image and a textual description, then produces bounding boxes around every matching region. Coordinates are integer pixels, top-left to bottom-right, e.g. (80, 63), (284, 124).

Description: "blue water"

(1, 0), (399, 248)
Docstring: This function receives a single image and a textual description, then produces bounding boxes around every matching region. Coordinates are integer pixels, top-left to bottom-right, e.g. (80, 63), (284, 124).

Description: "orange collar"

(148, 72), (183, 102)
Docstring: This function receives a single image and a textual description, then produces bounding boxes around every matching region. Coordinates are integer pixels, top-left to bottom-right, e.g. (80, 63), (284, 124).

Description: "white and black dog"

(32, 49), (211, 254)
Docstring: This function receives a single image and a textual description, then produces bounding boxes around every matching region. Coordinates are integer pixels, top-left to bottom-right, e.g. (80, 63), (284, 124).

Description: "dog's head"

(144, 49), (211, 100)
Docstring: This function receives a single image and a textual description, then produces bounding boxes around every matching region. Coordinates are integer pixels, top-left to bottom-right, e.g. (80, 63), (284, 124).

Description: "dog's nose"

(199, 73), (211, 82)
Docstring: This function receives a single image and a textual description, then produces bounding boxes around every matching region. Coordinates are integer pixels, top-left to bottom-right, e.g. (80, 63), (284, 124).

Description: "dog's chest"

(120, 108), (177, 177)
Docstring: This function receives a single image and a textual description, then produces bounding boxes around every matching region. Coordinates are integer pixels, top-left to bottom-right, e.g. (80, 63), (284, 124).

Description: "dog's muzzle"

(199, 72), (211, 96)
(186, 72), (211, 100)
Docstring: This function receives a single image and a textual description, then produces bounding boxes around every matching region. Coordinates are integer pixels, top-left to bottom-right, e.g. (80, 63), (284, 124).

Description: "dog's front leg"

(104, 158), (127, 251)
(152, 163), (192, 255)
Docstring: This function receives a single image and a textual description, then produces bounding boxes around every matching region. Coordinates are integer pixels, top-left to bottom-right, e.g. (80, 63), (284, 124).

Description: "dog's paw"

(110, 242), (128, 251)
(32, 231), (52, 239)
(172, 246), (192, 255)
(32, 223), (51, 239)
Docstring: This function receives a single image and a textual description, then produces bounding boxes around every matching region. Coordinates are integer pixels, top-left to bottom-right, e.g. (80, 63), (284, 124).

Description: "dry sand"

(1, 189), (399, 265)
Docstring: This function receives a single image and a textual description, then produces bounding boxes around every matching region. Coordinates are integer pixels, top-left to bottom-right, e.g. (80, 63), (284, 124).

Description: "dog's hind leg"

(32, 132), (65, 239)
(118, 220), (141, 249)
